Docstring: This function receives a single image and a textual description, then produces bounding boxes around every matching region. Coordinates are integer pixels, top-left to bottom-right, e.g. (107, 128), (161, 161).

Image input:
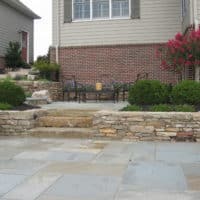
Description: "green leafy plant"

(36, 49), (50, 63)
(128, 80), (169, 105)
(171, 80), (200, 105)
(5, 42), (26, 69)
(174, 105), (195, 112)
(0, 103), (13, 110)
(149, 104), (173, 112)
(33, 60), (60, 81)
(25, 92), (32, 98)
(0, 80), (25, 106)
(121, 105), (142, 111)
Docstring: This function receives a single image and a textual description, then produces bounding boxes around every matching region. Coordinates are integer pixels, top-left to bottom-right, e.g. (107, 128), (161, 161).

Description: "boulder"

(32, 90), (52, 103)
(27, 74), (38, 81)
(29, 68), (40, 75)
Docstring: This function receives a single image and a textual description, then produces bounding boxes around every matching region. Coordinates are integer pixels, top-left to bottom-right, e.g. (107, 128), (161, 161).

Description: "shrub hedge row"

(122, 104), (196, 112)
(128, 80), (200, 106)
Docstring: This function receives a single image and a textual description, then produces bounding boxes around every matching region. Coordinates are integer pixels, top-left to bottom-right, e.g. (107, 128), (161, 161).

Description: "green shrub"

(149, 104), (173, 112)
(128, 80), (169, 105)
(0, 80), (26, 106)
(171, 81), (200, 105)
(174, 105), (195, 112)
(121, 105), (142, 111)
(33, 60), (60, 81)
(5, 41), (26, 69)
(0, 103), (13, 110)
(25, 92), (32, 98)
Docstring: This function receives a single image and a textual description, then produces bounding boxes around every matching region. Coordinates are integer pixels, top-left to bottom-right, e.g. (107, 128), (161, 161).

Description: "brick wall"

(50, 44), (179, 85)
(0, 56), (5, 70)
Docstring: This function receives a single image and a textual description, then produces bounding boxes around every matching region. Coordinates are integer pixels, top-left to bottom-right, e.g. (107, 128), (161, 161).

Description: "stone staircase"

(28, 109), (97, 138)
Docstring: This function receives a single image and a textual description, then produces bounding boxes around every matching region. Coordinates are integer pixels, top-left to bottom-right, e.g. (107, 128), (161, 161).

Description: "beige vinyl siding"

(197, 0), (200, 21)
(0, 0), (34, 62)
(52, 0), (182, 47)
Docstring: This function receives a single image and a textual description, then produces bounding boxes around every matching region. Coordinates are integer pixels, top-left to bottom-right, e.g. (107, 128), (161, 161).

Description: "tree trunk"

(195, 66), (200, 82)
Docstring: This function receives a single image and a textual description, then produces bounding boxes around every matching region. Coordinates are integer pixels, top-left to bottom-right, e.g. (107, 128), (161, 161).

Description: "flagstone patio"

(41, 101), (128, 111)
(0, 137), (200, 199)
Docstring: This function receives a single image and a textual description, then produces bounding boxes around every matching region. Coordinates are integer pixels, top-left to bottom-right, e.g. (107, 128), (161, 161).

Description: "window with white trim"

(112, 0), (129, 17)
(93, 0), (109, 18)
(182, 0), (187, 18)
(73, 0), (90, 20)
(72, 0), (130, 21)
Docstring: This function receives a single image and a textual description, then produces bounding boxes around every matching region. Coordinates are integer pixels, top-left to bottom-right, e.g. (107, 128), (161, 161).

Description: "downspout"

(56, 0), (60, 64)
(193, 0), (199, 30)
(193, 0), (200, 81)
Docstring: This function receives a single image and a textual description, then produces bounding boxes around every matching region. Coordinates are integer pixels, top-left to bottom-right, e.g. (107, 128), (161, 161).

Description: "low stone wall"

(1, 109), (200, 141)
(93, 111), (200, 141)
(15, 81), (63, 101)
(0, 109), (46, 136)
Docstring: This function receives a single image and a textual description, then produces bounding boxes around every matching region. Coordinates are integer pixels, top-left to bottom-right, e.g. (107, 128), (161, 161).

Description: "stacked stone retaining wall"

(0, 110), (46, 136)
(93, 111), (200, 141)
(1, 109), (200, 141)
(15, 81), (63, 101)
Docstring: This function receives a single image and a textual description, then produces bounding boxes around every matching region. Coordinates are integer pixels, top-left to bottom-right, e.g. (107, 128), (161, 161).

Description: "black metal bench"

(77, 83), (119, 103)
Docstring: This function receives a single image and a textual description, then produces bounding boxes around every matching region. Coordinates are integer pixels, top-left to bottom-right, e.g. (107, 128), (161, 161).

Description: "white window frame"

(182, 0), (187, 19)
(72, 0), (131, 22)
(112, 0), (130, 18)
(72, 0), (91, 21)
(92, 0), (110, 19)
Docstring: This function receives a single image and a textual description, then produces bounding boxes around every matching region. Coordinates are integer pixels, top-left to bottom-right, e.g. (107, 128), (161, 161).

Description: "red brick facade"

(0, 56), (5, 70)
(50, 44), (179, 85)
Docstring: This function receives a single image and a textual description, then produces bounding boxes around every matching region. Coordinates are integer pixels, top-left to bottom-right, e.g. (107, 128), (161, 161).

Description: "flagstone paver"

(0, 137), (200, 200)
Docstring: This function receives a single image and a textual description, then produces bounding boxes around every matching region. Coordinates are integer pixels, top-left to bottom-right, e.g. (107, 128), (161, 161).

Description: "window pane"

(182, 0), (187, 17)
(112, 0), (129, 17)
(93, 0), (109, 18)
(74, 0), (90, 20)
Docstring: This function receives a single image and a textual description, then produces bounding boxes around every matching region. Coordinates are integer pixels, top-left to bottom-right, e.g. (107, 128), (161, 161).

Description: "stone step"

(28, 127), (95, 138)
(45, 109), (96, 117)
(37, 116), (93, 128)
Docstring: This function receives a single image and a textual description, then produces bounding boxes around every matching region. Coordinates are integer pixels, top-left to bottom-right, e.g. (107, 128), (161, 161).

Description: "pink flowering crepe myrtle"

(157, 29), (200, 81)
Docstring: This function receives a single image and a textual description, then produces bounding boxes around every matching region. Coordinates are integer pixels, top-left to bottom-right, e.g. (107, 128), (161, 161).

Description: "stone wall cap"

(0, 108), (46, 114)
(96, 110), (199, 116)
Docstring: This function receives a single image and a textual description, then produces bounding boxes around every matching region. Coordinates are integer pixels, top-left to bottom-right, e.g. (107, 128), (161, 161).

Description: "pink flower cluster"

(158, 29), (200, 73)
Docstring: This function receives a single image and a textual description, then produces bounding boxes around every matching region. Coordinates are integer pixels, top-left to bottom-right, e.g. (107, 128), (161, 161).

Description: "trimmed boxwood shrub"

(0, 80), (25, 106)
(171, 81), (200, 105)
(0, 103), (13, 110)
(174, 105), (195, 112)
(121, 105), (142, 111)
(149, 104), (173, 112)
(128, 80), (169, 105)
(122, 104), (196, 112)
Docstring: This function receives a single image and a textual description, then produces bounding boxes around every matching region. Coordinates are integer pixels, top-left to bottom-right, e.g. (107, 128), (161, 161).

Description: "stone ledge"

(93, 111), (200, 142)
(1, 109), (200, 142)
(0, 109), (47, 135)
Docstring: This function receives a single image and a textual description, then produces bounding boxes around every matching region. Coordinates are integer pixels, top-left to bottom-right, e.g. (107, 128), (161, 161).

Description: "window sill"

(70, 17), (132, 23)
